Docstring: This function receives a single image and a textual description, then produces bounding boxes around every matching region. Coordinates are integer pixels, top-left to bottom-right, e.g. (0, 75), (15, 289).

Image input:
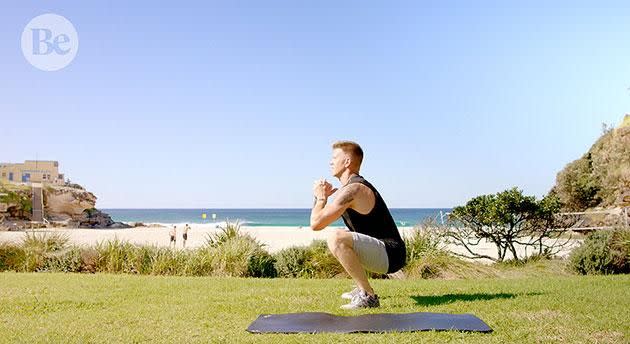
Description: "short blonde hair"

(332, 140), (364, 169)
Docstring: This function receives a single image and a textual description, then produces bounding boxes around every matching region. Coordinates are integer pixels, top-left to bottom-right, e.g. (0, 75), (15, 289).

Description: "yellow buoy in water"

(201, 213), (207, 219)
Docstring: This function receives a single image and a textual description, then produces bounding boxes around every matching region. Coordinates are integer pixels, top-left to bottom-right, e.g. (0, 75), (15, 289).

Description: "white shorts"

(350, 231), (389, 274)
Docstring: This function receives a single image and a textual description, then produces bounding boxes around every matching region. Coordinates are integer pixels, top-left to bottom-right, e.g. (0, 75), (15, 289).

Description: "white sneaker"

(340, 290), (380, 310)
(341, 287), (360, 300)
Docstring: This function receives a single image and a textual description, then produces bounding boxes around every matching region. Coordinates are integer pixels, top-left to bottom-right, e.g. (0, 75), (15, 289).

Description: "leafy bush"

(42, 247), (84, 272)
(554, 156), (602, 211)
(149, 248), (188, 275)
(21, 232), (69, 271)
(22, 232), (69, 252)
(183, 247), (214, 276)
(274, 241), (343, 278)
(95, 239), (140, 274)
(569, 228), (630, 274)
(132, 246), (158, 274)
(210, 234), (262, 277)
(0, 243), (25, 271)
(0, 190), (33, 219)
(274, 246), (311, 278)
(609, 228), (630, 270)
(303, 240), (344, 278)
(247, 249), (277, 278)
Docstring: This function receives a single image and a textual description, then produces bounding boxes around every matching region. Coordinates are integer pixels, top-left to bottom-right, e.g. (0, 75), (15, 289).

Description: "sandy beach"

(0, 224), (580, 261)
(0, 224), (351, 253)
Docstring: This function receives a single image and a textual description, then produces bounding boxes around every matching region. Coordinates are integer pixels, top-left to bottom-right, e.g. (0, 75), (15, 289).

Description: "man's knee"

(327, 229), (353, 253)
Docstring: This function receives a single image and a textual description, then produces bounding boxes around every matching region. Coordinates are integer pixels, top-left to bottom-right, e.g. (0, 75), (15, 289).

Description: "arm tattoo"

(338, 188), (356, 205)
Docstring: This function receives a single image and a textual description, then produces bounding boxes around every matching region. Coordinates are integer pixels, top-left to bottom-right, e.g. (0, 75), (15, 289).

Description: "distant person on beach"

(183, 224), (189, 248)
(310, 141), (406, 309)
(169, 225), (177, 248)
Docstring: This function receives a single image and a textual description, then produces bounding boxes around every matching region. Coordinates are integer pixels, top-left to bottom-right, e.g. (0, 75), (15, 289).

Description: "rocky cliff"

(0, 182), (128, 229)
(44, 185), (97, 220)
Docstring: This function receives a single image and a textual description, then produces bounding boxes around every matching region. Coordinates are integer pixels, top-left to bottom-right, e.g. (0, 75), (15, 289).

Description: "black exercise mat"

(247, 312), (493, 334)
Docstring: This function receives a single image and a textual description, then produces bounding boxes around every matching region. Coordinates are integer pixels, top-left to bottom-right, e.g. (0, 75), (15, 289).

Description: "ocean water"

(102, 208), (451, 227)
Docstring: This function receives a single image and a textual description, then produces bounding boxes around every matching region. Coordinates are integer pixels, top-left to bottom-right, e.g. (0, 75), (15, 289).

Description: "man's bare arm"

(310, 184), (359, 231)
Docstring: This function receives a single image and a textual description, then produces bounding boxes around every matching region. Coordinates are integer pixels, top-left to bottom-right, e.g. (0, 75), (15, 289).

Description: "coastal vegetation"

(569, 227), (630, 275)
(0, 190), (32, 219)
(551, 117), (629, 211)
(1, 221), (628, 278)
(3, 225), (627, 342)
(443, 188), (573, 263)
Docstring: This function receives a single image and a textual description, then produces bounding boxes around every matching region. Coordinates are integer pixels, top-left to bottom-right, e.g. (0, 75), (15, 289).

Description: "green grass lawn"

(0, 272), (628, 343)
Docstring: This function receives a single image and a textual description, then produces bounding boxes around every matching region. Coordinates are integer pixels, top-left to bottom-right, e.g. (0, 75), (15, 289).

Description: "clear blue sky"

(1, 1), (628, 208)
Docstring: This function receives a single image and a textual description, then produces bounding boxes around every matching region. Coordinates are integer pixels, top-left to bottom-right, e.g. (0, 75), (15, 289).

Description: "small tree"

(443, 187), (573, 262)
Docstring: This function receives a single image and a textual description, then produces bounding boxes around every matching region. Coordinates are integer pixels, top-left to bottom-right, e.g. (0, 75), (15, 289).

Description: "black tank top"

(341, 175), (406, 273)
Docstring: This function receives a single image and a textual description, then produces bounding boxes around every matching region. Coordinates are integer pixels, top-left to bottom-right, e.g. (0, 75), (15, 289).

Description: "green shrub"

(554, 156), (602, 211)
(0, 243), (25, 271)
(132, 246), (158, 274)
(405, 227), (442, 262)
(201, 220), (272, 277)
(0, 190), (33, 219)
(184, 247), (214, 276)
(569, 228), (630, 274)
(303, 240), (344, 278)
(21, 232), (69, 272)
(149, 248), (188, 275)
(274, 246), (311, 278)
(42, 247), (84, 273)
(400, 225), (454, 279)
(247, 249), (277, 278)
(609, 228), (630, 270)
(210, 234), (262, 277)
(96, 239), (151, 274)
(274, 240), (351, 278)
(22, 232), (69, 252)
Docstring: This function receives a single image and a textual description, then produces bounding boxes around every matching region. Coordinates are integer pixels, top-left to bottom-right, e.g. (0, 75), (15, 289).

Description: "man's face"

(330, 148), (349, 178)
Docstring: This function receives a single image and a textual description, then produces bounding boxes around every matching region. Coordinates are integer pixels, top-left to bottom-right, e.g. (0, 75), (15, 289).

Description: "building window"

(1, 172), (5, 178)
(42, 174), (47, 180)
